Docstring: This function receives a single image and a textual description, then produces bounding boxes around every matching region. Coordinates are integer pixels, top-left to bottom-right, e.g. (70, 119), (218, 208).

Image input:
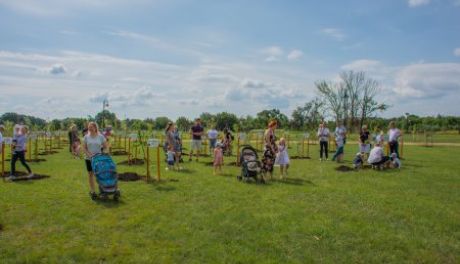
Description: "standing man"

(317, 122), (330, 161)
(189, 118), (204, 162)
(207, 126), (218, 155)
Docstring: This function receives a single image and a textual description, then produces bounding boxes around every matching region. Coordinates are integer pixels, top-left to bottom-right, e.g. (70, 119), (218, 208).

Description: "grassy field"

(0, 144), (459, 263)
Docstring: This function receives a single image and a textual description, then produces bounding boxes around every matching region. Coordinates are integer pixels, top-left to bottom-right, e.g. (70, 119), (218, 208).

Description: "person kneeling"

(367, 144), (390, 170)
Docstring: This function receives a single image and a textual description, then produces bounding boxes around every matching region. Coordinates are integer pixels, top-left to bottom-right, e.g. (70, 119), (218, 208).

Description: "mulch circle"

(39, 151), (59, 155)
(0, 224), (3, 231)
(290, 156), (311, 160)
(27, 158), (47, 163)
(335, 165), (355, 172)
(118, 158), (145, 165)
(117, 172), (146, 181)
(112, 150), (128, 156)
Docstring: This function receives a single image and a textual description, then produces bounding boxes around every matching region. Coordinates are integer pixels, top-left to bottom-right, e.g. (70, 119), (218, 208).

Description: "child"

(353, 152), (364, 169)
(390, 153), (402, 169)
(213, 143), (224, 175)
(166, 147), (175, 171)
(275, 137), (290, 179)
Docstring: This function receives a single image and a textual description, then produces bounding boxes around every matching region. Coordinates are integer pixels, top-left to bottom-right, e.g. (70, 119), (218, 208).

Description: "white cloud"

(341, 59), (383, 72)
(408, 0), (430, 7)
(0, 50), (317, 119)
(260, 46), (284, 62)
(394, 63), (460, 98)
(321, 28), (346, 41)
(454, 48), (460, 57)
(287, 49), (303, 61)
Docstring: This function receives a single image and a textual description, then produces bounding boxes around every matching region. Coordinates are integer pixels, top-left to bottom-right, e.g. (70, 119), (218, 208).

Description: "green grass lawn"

(1, 144), (459, 263)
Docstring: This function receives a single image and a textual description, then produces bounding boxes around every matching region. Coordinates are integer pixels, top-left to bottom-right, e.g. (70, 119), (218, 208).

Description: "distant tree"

(199, 112), (216, 128)
(154, 116), (171, 130)
(239, 115), (257, 132)
(290, 98), (324, 130)
(49, 119), (62, 131)
(215, 112), (239, 131)
(95, 110), (117, 128)
(255, 109), (289, 129)
(131, 119), (148, 131)
(176, 116), (192, 132)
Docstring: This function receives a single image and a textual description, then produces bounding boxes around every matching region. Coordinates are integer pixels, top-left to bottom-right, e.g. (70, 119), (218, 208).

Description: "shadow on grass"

(94, 198), (125, 208)
(270, 177), (316, 186)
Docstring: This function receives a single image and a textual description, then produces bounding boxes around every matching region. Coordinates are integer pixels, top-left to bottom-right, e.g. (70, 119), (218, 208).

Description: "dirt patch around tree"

(290, 156), (311, 160)
(111, 150), (128, 156)
(335, 165), (355, 172)
(117, 172), (146, 181)
(38, 151), (59, 155)
(118, 158), (145, 165)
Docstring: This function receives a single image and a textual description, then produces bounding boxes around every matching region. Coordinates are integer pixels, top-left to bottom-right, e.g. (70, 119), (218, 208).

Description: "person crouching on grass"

(8, 126), (33, 180)
(83, 122), (107, 199)
(275, 137), (290, 179)
(213, 143), (224, 175)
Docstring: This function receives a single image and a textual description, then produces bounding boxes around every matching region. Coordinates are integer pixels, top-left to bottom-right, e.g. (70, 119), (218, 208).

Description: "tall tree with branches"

(315, 81), (346, 123)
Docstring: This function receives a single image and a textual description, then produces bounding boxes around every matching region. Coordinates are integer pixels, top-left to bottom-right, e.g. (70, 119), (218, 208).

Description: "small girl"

(213, 143), (224, 175)
(390, 153), (402, 169)
(166, 147), (175, 171)
(275, 137), (290, 179)
(353, 152), (364, 169)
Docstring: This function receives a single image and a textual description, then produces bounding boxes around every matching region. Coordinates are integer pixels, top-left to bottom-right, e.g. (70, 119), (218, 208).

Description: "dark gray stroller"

(237, 145), (263, 183)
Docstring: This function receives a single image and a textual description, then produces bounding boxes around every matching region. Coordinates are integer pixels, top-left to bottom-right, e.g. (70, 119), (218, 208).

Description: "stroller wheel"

(114, 190), (121, 201)
(100, 193), (108, 200)
(237, 175), (242, 181)
(90, 191), (98, 200)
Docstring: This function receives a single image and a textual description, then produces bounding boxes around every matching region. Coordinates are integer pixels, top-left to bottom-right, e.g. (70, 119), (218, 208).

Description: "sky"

(0, 0), (460, 121)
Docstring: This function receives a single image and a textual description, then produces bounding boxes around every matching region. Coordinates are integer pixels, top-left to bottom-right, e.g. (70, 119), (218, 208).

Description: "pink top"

(213, 148), (224, 166)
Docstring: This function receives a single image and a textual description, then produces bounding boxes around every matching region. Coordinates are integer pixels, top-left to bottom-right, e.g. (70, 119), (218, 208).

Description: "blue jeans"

(209, 139), (217, 149)
(332, 146), (344, 161)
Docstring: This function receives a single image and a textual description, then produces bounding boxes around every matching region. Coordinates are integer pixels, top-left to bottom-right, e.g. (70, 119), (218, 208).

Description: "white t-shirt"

(317, 127), (330, 142)
(335, 126), (347, 140)
(84, 133), (106, 159)
(368, 146), (384, 164)
(388, 128), (401, 142)
(207, 129), (218, 140)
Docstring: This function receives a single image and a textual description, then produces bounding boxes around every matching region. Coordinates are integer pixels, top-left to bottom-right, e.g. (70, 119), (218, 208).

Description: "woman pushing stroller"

(83, 122), (108, 199)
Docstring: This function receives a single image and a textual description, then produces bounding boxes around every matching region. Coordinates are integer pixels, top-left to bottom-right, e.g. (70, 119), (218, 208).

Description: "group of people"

(316, 120), (403, 169)
(0, 124), (34, 180)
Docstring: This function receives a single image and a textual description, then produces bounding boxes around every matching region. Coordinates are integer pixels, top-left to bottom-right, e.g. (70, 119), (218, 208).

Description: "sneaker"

(319, 158), (323, 161)
(27, 173), (34, 179)
(89, 191), (98, 200)
(165, 167), (169, 171)
(7, 175), (17, 181)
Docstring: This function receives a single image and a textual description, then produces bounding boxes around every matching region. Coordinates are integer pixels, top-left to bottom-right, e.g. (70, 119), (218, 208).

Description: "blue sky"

(1, 0), (460, 120)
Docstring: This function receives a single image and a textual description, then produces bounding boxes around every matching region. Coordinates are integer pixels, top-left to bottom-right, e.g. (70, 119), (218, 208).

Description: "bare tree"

(359, 77), (388, 128)
(340, 71), (365, 132)
(315, 81), (346, 123)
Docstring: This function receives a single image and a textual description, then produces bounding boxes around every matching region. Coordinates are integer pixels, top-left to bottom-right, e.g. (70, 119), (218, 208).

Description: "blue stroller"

(91, 154), (121, 201)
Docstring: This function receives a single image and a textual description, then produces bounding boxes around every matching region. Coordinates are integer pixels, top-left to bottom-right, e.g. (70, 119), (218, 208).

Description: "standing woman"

(8, 126), (33, 180)
(165, 122), (181, 171)
(83, 122), (107, 199)
(317, 122), (330, 161)
(262, 120), (278, 181)
(388, 121), (402, 158)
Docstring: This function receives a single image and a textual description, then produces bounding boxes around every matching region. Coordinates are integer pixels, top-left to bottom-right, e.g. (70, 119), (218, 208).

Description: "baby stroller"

(237, 145), (263, 183)
(91, 154), (121, 201)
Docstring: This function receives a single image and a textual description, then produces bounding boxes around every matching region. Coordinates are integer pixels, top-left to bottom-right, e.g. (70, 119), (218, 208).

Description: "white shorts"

(191, 139), (202, 151)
